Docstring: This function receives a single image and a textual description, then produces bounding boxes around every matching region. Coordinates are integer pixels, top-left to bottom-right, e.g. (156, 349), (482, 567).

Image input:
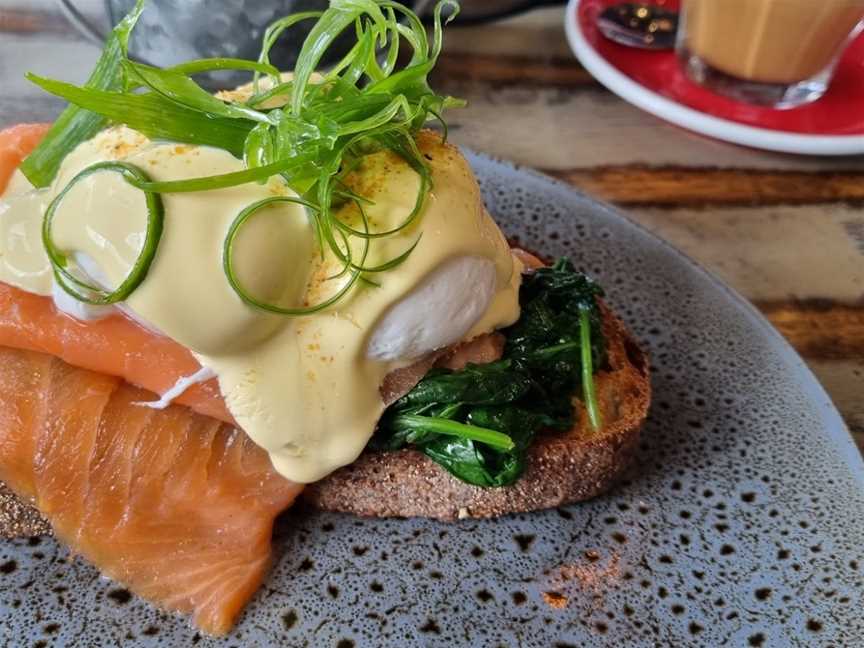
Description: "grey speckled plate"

(2, 153), (863, 648)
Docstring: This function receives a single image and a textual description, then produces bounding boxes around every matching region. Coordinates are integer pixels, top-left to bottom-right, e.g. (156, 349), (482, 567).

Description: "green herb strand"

(223, 195), (368, 315)
(125, 154), (319, 193)
(390, 415), (515, 451)
(170, 58), (282, 79)
(42, 161), (164, 305)
(123, 61), (272, 124)
(580, 309), (602, 430)
(19, 0), (145, 187)
(26, 74), (254, 157)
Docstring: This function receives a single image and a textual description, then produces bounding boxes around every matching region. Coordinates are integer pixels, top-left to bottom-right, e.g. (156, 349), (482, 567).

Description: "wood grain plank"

(549, 166), (864, 207)
(0, 8), (70, 34)
(808, 360), (864, 452)
(442, 6), (576, 60)
(435, 7), (864, 171)
(440, 81), (864, 171)
(628, 204), (864, 302)
(757, 301), (864, 361)
(434, 52), (594, 87)
(0, 0), (85, 11)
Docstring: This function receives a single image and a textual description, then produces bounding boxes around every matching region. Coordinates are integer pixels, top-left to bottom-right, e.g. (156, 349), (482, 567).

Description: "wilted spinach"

(374, 258), (606, 487)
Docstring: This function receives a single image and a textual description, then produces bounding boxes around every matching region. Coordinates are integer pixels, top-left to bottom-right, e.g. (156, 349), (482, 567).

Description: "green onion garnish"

(20, 0), (145, 187)
(42, 161), (164, 305)
(25, 74), (255, 158)
(222, 195), (365, 316)
(579, 309), (602, 430)
(23, 0), (463, 315)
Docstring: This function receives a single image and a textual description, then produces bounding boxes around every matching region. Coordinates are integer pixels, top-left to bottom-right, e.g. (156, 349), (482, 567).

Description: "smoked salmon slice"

(0, 125), (302, 634)
(0, 123), (49, 192)
(0, 125), (508, 419)
(0, 282), (232, 423)
(0, 125), (232, 422)
(0, 345), (302, 635)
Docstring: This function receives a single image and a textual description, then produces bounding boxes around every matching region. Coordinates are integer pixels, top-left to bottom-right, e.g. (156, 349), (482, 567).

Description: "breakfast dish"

(4, 2), (860, 646)
(0, 0), (649, 635)
(3, 149), (861, 648)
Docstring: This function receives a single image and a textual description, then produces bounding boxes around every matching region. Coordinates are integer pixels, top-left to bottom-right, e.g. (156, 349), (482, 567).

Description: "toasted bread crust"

(0, 483), (49, 538)
(305, 303), (650, 520)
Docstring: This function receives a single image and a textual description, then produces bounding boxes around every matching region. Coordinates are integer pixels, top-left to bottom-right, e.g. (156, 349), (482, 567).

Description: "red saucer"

(566, 0), (864, 153)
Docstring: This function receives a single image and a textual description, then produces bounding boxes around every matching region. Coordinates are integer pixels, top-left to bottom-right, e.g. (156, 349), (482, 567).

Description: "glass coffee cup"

(676, 0), (864, 108)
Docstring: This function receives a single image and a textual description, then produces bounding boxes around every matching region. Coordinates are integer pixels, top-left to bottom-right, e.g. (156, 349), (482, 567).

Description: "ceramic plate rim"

(564, 0), (864, 156)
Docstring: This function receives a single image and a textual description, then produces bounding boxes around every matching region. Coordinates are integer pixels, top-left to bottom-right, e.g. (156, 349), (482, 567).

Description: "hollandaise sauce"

(0, 126), (521, 482)
(0, 0), (529, 482)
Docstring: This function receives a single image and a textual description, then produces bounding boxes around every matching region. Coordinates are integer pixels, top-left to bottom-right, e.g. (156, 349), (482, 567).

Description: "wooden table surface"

(0, 3), (861, 452)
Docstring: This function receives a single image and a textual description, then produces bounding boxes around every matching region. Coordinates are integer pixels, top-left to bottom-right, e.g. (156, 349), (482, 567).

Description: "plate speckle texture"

(1, 154), (862, 648)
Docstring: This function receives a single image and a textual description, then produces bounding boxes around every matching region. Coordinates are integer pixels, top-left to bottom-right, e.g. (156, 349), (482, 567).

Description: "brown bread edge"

(305, 302), (651, 520)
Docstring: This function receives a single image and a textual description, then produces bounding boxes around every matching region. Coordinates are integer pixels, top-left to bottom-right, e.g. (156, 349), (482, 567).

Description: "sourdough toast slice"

(305, 302), (650, 520)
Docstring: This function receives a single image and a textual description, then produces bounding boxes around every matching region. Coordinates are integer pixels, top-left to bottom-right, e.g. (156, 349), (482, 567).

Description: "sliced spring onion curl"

(223, 195), (366, 315)
(23, 0), (464, 315)
(42, 162), (164, 305)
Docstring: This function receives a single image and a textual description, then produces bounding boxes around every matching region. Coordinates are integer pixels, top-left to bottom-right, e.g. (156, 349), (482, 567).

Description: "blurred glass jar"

(59, 0), (565, 86)
(59, 0), (427, 87)
(109, 0), (428, 85)
(676, 0), (864, 108)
